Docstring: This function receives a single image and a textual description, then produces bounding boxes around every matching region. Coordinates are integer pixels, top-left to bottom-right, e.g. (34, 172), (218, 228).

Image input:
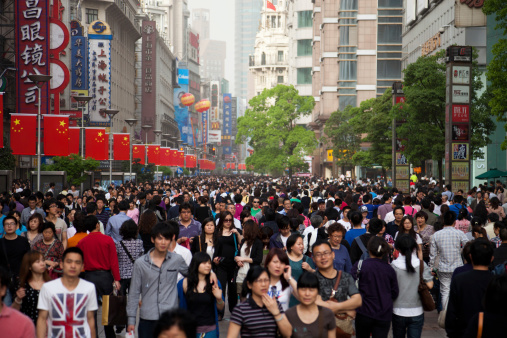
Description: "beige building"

(311, 0), (403, 177)
(248, 0), (289, 102)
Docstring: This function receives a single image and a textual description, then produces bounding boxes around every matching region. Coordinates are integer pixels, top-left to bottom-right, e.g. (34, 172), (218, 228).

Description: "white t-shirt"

(268, 280), (292, 311)
(173, 244), (192, 281)
(53, 218), (68, 241)
(281, 234), (289, 248)
(338, 219), (351, 231)
(37, 278), (98, 338)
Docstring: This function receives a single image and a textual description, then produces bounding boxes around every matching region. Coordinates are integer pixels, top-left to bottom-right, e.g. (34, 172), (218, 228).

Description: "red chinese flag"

(132, 144), (145, 165)
(0, 93), (3, 148)
(68, 127), (80, 155)
(10, 114), (37, 155)
(43, 115), (69, 156)
(267, 0), (276, 11)
(160, 148), (171, 166)
(147, 145), (161, 165)
(85, 128), (108, 160)
(184, 155), (190, 168)
(178, 151), (184, 167)
(113, 133), (130, 160)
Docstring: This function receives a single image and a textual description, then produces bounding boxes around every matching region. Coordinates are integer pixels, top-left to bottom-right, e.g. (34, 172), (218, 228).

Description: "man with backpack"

(349, 218), (384, 264)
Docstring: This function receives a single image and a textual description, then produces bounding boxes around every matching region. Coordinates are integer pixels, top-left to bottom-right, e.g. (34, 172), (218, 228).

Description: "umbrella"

(474, 169), (507, 180)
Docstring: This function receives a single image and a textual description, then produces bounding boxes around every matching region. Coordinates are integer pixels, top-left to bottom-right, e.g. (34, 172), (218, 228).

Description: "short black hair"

(151, 221), (176, 240)
(84, 215), (99, 232)
(443, 211), (456, 226)
(62, 247), (84, 262)
(119, 219), (138, 240)
(179, 202), (193, 213)
(118, 200), (129, 211)
(470, 238), (494, 266)
(297, 271), (320, 291)
(349, 211), (362, 226)
(41, 221), (56, 235)
(153, 310), (196, 338)
(276, 215), (290, 230)
(312, 240), (332, 253)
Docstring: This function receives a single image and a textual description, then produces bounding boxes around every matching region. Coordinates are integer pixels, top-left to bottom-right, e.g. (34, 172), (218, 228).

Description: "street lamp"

(125, 118), (138, 183)
(28, 74), (52, 193)
(141, 125), (152, 166)
(104, 109), (119, 185)
(153, 130), (162, 180)
(72, 95), (92, 196)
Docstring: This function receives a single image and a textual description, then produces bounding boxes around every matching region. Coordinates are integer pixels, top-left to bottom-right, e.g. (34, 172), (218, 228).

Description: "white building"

(248, 0), (289, 102)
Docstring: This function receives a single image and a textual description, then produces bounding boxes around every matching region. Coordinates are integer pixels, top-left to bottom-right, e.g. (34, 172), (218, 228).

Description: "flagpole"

(125, 119), (138, 184)
(73, 95), (92, 195)
(104, 110), (119, 187)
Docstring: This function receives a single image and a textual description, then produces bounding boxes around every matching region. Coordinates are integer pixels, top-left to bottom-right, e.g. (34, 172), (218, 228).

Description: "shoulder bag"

(418, 260), (436, 311)
(329, 270), (355, 338)
(119, 240), (136, 264)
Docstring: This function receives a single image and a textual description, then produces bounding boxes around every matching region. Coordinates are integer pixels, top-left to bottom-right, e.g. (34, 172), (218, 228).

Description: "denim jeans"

(138, 318), (157, 338)
(355, 313), (391, 338)
(392, 313), (424, 338)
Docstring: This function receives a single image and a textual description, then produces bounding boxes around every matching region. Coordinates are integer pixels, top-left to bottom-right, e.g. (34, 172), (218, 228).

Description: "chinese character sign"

(16, 0), (50, 115)
(70, 20), (88, 91)
(222, 93), (232, 154)
(141, 21), (157, 143)
(88, 20), (112, 126)
(201, 110), (208, 144)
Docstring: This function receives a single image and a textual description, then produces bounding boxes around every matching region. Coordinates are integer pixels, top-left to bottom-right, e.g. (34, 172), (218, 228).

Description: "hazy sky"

(187, 0), (236, 91)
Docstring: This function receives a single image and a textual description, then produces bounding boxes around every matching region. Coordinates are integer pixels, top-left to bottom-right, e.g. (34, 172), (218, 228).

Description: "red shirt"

(77, 232), (121, 281)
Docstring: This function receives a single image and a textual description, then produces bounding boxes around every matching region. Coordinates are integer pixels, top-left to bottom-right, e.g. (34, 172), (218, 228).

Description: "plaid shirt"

(429, 226), (469, 273)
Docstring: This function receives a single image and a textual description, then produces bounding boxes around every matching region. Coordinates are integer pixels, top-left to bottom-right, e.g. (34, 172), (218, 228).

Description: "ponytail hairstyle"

(394, 234), (418, 273)
(367, 236), (389, 258)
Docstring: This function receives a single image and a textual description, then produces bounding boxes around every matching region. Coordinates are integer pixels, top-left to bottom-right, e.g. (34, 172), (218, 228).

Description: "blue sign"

(70, 21), (88, 91)
(174, 84), (193, 146)
(178, 69), (189, 85)
(223, 93), (232, 154)
(176, 167), (183, 174)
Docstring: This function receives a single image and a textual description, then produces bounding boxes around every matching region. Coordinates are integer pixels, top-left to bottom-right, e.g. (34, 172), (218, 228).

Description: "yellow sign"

(421, 32), (441, 56)
(327, 149), (333, 162)
(88, 20), (112, 36)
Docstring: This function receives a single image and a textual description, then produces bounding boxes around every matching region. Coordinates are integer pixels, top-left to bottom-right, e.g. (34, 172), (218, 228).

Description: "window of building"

(261, 52), (266, 65)
(86, 8), (98, 24)
(277, 76), (284, 83)
(297, 39), (312, 56)
(271, 16), (277, 28)
(339, 96), (356, 111)
(378, 0), (403, 8)
(297, 68), (312, 85)
(278, 51), (284, 62)
(378, 25), (402, 44)
(298, 11), (312, 28)
(377, 60), (402, 79)
(339, 61), (357, 81)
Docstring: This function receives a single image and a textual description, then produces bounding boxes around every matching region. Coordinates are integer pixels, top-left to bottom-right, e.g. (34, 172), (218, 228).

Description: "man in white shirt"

(167, 221), (192, 282)
(37, 247), (98, 338)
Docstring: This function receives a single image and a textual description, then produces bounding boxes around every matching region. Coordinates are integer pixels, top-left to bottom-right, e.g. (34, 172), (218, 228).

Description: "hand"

(16, 287), (26, 300)
(127, 325), (135, 334)
(237, 261), (244, 267)
(234, 256), (243, 263)
(283, 265), (292, 282)
(302, 262), (311, 271)
(189, 237), (194, 244)
(114, 281), (121, 291)
(262, 293), (280, 315)
(213, 257), (221, 265)
(210, 272), (218, 286)
(212, 282), (222, 300)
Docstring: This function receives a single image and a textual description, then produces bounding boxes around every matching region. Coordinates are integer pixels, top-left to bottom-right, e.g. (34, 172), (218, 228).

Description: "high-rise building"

(191, 8), (210, 41)
(200, 40), (226, 80)
(311, 0), (403, 177)
(248, 0), (289, 102)
(235, 0), (263, 104)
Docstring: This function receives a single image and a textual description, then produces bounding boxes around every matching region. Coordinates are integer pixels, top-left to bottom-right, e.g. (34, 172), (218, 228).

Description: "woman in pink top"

(454, 208), (471, 233)
(127, 199), (139, 224)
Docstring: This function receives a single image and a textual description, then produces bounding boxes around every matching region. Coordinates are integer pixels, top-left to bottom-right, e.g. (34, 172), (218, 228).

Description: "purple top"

(351, 258), (399, 322)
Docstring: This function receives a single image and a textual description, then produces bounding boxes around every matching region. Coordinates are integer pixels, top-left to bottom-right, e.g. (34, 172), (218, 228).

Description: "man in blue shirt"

(105, 200), (132, 242)
(362, 194), (378, 220)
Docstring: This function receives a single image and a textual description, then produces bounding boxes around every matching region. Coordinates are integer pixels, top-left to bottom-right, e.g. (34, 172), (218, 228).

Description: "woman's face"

(198, 260), (212, 275)
(117, 195), (123, 202)
(267, 255), (285, 278)
(248, 271), (270, 297)
(129, 201), (135, 210)
(13, 213), (20, 221)
(42, 228), (54, 241)
(28, 218), (39, 231)
(31, 255), (46, 274)
(416, 216), (425, 226)
(290, 237), (304, 255)
(204, 221), (215, 235)
(297, 287), (319, 306)
(403, 219), (413, 231)
(329, 231), (343, 247)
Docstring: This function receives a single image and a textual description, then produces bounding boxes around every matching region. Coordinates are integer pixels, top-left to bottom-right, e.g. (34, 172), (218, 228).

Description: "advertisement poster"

(452, 162), (470, 181)
(174, 83), (193, 146)
(453, 143), (469, 161)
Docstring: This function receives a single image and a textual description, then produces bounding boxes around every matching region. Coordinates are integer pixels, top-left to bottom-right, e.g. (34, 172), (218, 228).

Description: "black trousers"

(216, 264), (237, 315)
(355, 312), (391, 338)
(84, 270), (116, 338)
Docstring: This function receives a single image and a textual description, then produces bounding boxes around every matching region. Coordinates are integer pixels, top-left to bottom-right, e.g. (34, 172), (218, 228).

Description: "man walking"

(105, 200), (131, 243)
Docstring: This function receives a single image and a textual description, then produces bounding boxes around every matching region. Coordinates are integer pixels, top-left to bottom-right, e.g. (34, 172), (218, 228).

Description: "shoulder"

(319, 305), (335, 318)
(285, 306), (297, 317)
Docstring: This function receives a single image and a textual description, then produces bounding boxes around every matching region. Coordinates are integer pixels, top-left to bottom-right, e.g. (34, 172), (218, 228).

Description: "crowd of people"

(1, 175), (507, 338)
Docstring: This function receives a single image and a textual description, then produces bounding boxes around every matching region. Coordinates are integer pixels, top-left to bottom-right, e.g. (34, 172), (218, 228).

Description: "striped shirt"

(429, 226), (469, 273)
(230, 297), (283, 337)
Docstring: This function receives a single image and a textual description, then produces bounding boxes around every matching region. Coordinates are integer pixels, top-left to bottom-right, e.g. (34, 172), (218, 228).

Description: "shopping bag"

(101, 294), (128, 326)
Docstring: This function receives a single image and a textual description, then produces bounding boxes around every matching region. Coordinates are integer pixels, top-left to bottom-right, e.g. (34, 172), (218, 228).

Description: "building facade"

(311, 0), (403, 177)
(191, 8), (210, 41)
(248, 0), (289, 102)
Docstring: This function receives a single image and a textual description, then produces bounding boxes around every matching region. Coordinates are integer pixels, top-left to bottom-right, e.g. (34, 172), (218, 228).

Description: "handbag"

(418, 260), (436, 311)
(329, 270), (355, 338)
(102, 287), (128, 326)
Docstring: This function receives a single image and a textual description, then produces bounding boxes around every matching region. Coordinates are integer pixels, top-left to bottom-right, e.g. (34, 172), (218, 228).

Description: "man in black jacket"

(349, 218), (384, 264)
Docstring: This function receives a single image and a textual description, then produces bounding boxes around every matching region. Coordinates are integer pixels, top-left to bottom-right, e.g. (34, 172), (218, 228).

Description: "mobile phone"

(284, 267), (289, 273)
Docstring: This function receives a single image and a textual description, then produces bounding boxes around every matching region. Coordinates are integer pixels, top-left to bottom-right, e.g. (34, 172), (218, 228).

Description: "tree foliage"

(121, 159), (155, 182)
(42, 154), (100, 185)
(483, 0), (507, 148)
(0, 144), (16, 170)
(323, 105), (361, 167)
(236, 85), (316, 177)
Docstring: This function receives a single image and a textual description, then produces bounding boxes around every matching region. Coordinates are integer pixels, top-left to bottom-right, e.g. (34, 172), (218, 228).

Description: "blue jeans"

(392, 313), (424, 338)
(196, 331), (217, 338)
(138, 318), (157, 338)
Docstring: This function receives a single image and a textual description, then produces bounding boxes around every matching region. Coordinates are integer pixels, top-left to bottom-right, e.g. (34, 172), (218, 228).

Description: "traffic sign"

(176, 167), (183, 174)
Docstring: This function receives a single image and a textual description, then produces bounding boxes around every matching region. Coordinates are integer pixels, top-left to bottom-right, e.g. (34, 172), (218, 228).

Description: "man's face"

(227, 204), (235, 214)
(28, 200), (36, 209)
(151, 234), (171, 253)
(61, 253), (84, 278)
(343, 209), (349, 219)
(312, 244), (334, 270)
(180, 208), (192, 222)
(183, 194), (190, 203)
(318, 203), (326, 211)
(96, 200), (104, 210)
(3, 218), (17, 235)
(417, 192), (424, 200)
(48, 202), (58, 216)
(280, 226), (291, 237)
(394, 209), (404, 222)
(194, 192), (200, 199)
(261, 201), (269, 208)
(252, 199), (260, 209)
(283, 200), (292, 211)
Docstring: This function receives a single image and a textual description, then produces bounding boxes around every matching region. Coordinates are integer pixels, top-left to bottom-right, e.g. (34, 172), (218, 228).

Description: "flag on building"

(68, 127), (80, 155)
(267, 0), (276, 11)
(85, 128), (108, 160)
(132, 144), (145, 165)
(10, 114), (37, 155)
(43, 115), (70, 156)
(113, 133), (130, 160)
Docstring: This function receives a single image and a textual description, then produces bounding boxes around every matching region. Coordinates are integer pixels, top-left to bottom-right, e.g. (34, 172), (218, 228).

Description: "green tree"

(236, 84), (316, 177)
(483, 1), (507, 148)
(121, 159), (155, 182)
(0, 144), (16, 170)
(42, 154), (100, 185)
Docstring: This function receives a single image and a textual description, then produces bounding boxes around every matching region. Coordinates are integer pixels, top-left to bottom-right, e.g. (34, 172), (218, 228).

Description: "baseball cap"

(360, 206), (368, 213)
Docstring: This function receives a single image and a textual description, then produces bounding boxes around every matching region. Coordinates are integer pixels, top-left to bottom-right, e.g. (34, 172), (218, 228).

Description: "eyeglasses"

(253, 201), (259, 204)
(254, 278), (270, 284)
(4, 222), (16, 226)
(224, 218), (233, 222)
(330, 235), (343, 240)
(49, 205), (57, 208)
(313, 251), (332, 259)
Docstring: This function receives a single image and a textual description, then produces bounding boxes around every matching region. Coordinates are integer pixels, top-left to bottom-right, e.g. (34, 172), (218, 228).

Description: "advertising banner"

(223, 93), (232, 154)
(70, 21), (88, 93)
(174, 83), (193, 146)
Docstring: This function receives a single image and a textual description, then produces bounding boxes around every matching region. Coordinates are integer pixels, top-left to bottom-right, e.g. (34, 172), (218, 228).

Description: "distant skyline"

(188, 0), (236, 94)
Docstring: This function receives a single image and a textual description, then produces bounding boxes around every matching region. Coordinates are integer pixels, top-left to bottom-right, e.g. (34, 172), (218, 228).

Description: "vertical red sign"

(16, 0), (50, 115)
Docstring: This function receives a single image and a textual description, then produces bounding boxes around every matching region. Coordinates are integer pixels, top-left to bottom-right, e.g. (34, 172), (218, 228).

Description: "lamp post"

(27, 74), (52, 193)
(153, 129), (162, 180)
(104, 109), (119, 185)
(125, 118), (138, 183)
(72, 95), (92, 196)
(141, 125), (152, 166)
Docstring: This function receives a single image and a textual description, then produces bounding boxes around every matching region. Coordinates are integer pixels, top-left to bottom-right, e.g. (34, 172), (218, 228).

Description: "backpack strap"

(355, 236), (367, 254)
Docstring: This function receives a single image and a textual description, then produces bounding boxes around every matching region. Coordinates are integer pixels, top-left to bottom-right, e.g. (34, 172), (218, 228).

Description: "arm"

(251, 239), (263, 265)
(87, 310), (96, 338)
(105, 220), (112, 237)
(36, 310), (48, 338)
(328, 329), (336, 338)
(61, 230), (68, 250)
(126, 261), (142, 330)
(226, 323), (242, 338)
(317, 293), (362, 313)
(429, 236), (437, 269)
